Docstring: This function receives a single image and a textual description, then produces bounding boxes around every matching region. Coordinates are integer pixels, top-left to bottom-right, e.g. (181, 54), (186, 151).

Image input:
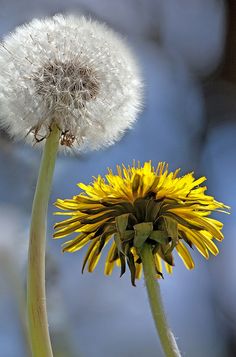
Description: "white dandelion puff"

(0, 14), (142, 152)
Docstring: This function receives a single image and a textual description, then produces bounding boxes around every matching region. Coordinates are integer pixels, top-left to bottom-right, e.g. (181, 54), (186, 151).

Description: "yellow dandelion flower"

(54, 161), (229, 285)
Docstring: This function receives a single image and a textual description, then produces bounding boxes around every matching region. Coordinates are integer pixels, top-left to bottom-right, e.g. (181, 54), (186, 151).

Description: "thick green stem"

(27, 126), (60, 357)
(139, 244), (181, 357)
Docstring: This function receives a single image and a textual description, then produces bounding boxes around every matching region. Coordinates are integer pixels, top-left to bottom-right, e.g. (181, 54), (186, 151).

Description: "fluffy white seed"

(0, 14), (142, 152)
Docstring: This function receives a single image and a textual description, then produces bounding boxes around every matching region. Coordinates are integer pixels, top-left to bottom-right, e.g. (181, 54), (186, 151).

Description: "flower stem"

(27, 125), (60, 357)
(139, 244), (181, 357)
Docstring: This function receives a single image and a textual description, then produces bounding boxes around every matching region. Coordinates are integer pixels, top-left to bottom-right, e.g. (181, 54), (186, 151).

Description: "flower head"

(54, 162), (229, 285)
(0, 15), (142, 151)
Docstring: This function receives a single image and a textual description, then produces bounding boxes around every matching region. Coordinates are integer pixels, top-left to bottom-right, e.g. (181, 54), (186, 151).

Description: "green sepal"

(158, 217), (177, 240)
(114, 232), (133, 256)
(152, 243), (160, 255)
(114, 233), (122, 253)
(149, 230), (168, 244)
(127, 251), (136, 286)
(115, 214), (129, 234)
(121, 230), (135, 242)
(123, 243), (131, 256)
(111, 202), (135, 215)
(133, 222), (153, 249)
(148, 200), (162, 222)
(133, 198), (147, 222)
(119, 252), (126, 277)
(163, 239), (178, 256)
(144, 199), (155, 221)
(164, 253), (174, 266)
(158, 245), (174, 266)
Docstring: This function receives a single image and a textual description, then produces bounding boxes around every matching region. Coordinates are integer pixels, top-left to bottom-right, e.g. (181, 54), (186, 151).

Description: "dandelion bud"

(0, 15), (142, 151)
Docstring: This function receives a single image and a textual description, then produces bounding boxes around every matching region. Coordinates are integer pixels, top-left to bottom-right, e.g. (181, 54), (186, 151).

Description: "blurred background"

(0, 0), (236, 356)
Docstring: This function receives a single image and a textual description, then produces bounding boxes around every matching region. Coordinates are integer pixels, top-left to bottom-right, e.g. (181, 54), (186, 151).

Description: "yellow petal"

(82, 240), (99, 272)
(54, 221), (83, 238)
(62, 234), (91, 253)
(154, 253), (163, 278)
(135, 263), (142, 279)
(104, 242), (116, 275)
(193, 216), (224, 241)
(182, 229), (209, 259)
(54, 215), (84, 229)
(195, 231), (219, 256)
(176, 241), (195, 269)
(88, 240), (108, 272)
(164, 262), (173, 274)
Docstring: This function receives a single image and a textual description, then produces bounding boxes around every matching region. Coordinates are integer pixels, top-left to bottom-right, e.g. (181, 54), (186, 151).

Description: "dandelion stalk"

(139, 244), (181, 357)
(27, 124), (60, 357)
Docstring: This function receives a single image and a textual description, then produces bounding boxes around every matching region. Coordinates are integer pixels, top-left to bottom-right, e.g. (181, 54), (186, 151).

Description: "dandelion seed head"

(0, 15), (142, 151)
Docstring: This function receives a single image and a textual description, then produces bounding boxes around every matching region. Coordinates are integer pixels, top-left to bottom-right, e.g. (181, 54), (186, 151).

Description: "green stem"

(27, 125), (60, 357)
(139, 244), (181, 357)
